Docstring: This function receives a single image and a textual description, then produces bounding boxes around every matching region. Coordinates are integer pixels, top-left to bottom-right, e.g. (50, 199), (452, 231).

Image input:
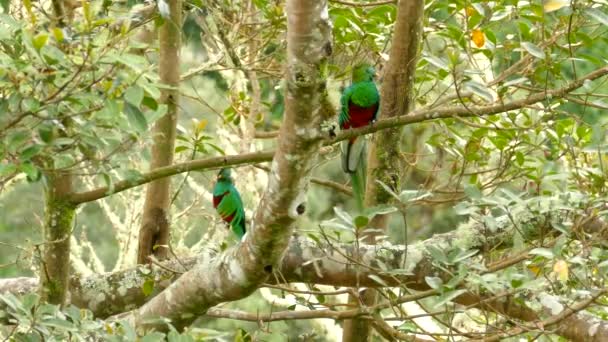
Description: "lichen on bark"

(40, 171), (75, 305)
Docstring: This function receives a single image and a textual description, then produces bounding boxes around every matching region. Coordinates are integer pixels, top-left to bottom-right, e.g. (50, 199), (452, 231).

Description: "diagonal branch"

(67, 66), (608, 205)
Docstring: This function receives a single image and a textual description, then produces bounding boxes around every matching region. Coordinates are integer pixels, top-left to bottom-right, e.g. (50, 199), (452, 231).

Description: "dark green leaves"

(124, 102), (147, 133)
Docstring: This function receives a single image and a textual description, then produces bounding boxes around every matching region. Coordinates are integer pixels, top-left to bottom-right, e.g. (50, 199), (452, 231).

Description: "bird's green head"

(217, 168), (233, 182)
(352, 63), (375, 83)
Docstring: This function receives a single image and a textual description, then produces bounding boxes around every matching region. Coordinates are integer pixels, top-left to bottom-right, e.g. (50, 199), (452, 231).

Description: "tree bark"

(342, 1), (424, 341)
(5, 214), (608, 341)
(4, 214), (607, 341)
(39, 171), (75, 305)
(137, 0), (181, 264)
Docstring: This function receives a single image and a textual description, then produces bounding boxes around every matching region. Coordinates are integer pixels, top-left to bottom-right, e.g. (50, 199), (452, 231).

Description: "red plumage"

(340, 101), (379, 130)
(213, 191), (235, 222)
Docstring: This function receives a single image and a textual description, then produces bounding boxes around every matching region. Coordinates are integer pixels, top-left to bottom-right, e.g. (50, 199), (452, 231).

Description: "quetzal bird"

(212, 168), (246, 240)
(338, 64), (380, 210)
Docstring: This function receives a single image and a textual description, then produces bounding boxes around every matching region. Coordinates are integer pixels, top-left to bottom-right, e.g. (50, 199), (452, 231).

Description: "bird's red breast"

(341, 101), (378, 130)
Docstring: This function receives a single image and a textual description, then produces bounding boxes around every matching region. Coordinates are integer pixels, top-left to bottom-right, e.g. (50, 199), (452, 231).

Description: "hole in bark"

(328, 125), (336, 138)
(295, 72), (306, 83)
(323, 42), (332, 56)
(264, 265), (273, 273)
(296, 204), (306, 215)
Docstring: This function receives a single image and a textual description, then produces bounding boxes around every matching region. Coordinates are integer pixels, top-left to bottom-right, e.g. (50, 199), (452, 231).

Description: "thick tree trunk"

(342, 1), (424, 341)
(137, 0), (181, 264)
(39, 171), (75, 304)
(118, 0), (333, 331)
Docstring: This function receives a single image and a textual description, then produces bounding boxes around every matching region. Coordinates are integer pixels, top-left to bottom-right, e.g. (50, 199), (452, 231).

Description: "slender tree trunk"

(342, 1), (424, 340)
(36, 0), (78, 307)
(137, 0), (181, 264)
(39, 171), (75, 304)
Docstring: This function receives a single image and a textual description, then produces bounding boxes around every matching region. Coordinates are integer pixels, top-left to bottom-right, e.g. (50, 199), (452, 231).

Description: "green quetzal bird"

(338, 64), (380, 210)
(212, 168), (246, 240)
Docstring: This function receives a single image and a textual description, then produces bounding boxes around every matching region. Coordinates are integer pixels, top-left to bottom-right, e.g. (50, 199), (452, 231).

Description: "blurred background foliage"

(1, 0), (608, 340)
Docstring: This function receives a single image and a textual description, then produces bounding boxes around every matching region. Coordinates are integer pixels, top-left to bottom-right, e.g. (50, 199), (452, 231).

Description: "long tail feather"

(341, 137), (366, 173)
(341, 138), (367, 211)
(351, 163), (366, 212)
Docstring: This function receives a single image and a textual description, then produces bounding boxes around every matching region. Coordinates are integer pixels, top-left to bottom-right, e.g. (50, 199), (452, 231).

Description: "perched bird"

(212, 168), (246, 240)
(338, 63), (380, 210)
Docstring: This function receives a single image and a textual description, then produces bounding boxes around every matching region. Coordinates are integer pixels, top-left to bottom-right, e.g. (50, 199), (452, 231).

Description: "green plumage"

(213, 168), (246, 240)
(338, 64), (380, 211)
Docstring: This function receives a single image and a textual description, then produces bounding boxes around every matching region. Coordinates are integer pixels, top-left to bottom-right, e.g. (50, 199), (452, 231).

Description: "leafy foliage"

(1, 0), (608, 340)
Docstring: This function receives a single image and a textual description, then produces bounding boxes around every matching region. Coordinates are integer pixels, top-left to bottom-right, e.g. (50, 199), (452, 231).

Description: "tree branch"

(2, 213), (606, 341)
(67, 150), (275, 204)
(66, 66), (608, 206)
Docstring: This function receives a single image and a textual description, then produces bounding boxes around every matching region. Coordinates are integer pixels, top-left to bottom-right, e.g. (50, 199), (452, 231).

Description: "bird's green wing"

(339, 86), (353, 127)
(216, 187), (240, 218)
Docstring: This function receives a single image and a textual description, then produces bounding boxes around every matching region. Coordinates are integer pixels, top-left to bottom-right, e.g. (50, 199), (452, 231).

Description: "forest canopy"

(1, 0), (608, 341)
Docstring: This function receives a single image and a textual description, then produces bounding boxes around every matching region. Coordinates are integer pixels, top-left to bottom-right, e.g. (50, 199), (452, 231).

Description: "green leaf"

(465, 81), (494, 102)
(8, 130), (29, 152)
(0, 0), (9, 14)
(363, 205), (397, 218)
(32, 33), (48, 51)
(521, 42), (545, 59)
(54, 154), (75, 169)
(42, 318), (76, 330)
(53, 137), (75, 146)
(353, 215), (369, 229)
(464, 183), (482, 199)
(368, 274), (388, 287)
(422, 55), (450, 71)
(433, 289), (467, 308)
(175, 146), (189, 153)
(333, 206), (353, 226)
(450, 249), (479, 263)
(374, 180), (400, 201)
(399, 190), (431, 203)
(19, 144), (42, 160)
(52, 27), (64, 42)
(102, 172), (115, 195)
(123, 169), (145, 184)
(427, 245), (448, 263)
(0, 163), (17, 177)
(19, 162), (40, 182)
(587, 8), (608, 26)
(515, 151), (525, 166)
(124, 102), (148, 133)
(205, 142), (225, 155)
(142, 278), (154, 296)
(124, 86), (144, 107)
(147, 104), (168, 124)
(529, 248), (555, 259)
(425, 276), (443, 289)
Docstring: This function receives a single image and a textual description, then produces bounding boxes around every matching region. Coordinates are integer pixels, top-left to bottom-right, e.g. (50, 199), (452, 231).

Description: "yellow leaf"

(527, 264), (542, 276)
(465, 6), (477, 17)
(471, 29), (485, 48)
(52, 28), (64, 43)
(32, 33), (48, 51)
(195, 119), (208, 134)
(544, 0), (569, 13)
(553, 260), (569, 282)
